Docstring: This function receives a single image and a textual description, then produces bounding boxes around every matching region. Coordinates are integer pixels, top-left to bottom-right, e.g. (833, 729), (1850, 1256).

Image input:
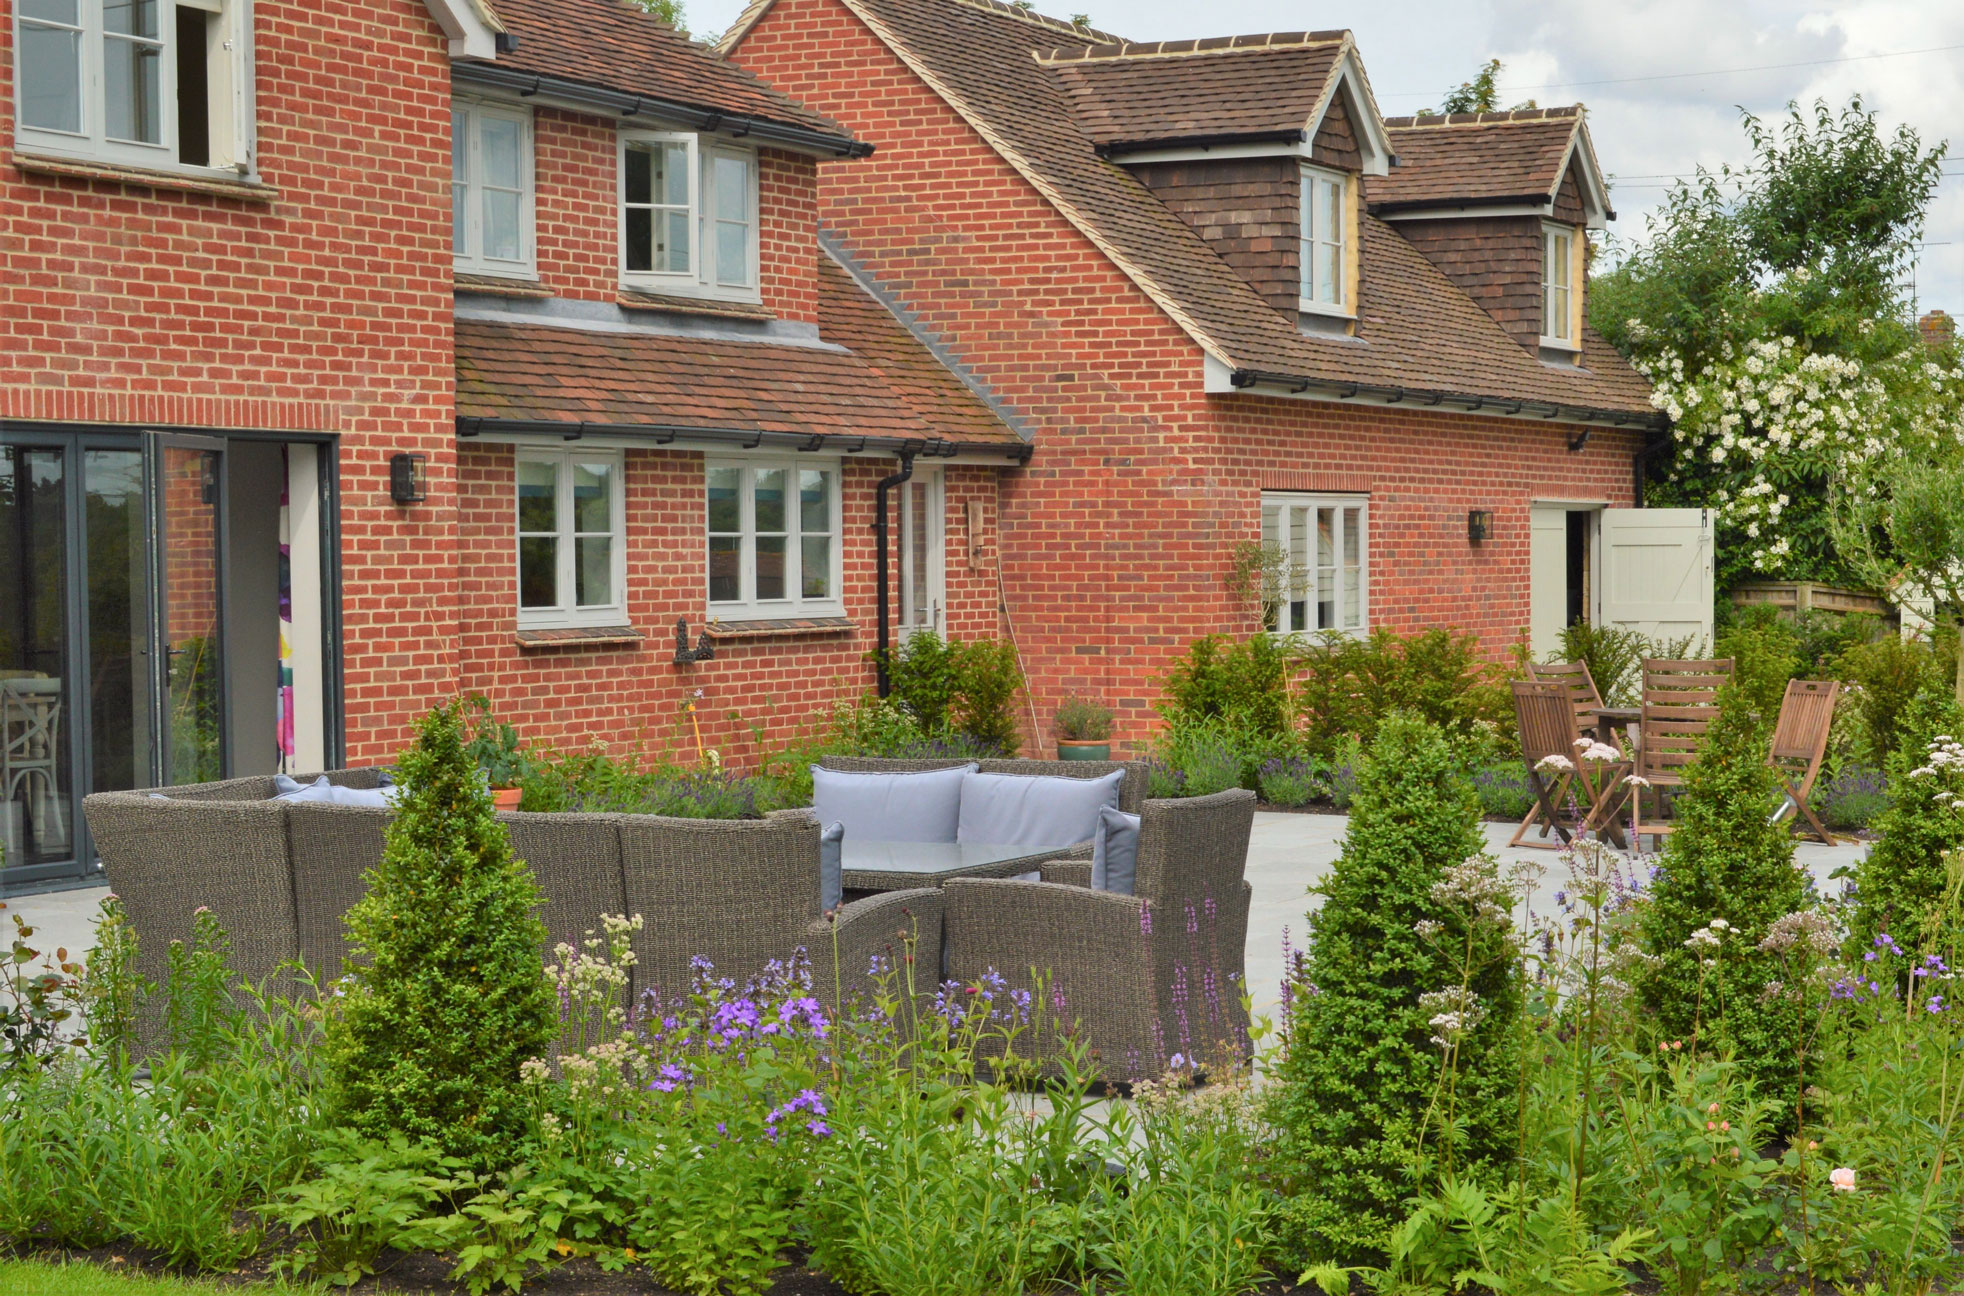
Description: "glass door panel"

(0, 445), (74, 868)
(150, 436), (225, 785)
(85, 450), (149, 793)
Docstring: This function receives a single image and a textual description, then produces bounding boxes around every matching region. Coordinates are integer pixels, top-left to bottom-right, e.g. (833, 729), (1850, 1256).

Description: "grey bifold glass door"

(145, 433), (227, 787)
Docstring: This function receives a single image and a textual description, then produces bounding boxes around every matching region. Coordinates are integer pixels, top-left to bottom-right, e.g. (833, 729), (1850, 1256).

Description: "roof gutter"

(455, 416), (1034, 462)
(452, 62), (874, 158)
(1224, 368), (1667, 431)
(1367, 193), (1552, 216)
(1097, 128), (1305, 159)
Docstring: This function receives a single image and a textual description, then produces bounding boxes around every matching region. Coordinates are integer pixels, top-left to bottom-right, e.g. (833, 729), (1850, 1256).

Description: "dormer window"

(619, 131), (759, 301)
(1299, 165), (1352, 317)
(1541, 223), (1581, 350)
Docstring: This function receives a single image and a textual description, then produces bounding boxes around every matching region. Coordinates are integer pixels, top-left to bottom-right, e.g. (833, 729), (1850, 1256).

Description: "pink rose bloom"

(1829, 1167), (1856, 1193)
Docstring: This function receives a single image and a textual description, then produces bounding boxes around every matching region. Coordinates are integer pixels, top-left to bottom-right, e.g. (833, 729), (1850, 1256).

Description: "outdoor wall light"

(1467, 509), (1494, 543)
(389, 453), (428, 504)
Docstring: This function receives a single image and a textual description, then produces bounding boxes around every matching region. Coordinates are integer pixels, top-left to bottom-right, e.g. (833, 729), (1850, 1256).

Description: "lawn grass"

(0, 1259), (321, 1295)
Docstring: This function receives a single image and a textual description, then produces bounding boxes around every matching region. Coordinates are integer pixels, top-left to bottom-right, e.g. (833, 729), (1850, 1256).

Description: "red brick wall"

(454, 442), (1003, 761)
(530, 105), (819, 321)
(730, 0), (1646, 753)
(0, 0), (459, 764)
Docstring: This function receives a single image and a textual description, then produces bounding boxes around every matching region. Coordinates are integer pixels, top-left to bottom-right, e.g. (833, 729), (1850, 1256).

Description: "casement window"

(515, 449), (627, 629)
(453, 102), (535, 278)
(620, 131), (759, 300)
(15, 0), (251, 174)
(897, 468), (944, 634)
(1261, 494), (1367, 635)
(705, 460), (842, 619)
(1541, 223), (1581, 348)
(1298, 165), (1351, 315)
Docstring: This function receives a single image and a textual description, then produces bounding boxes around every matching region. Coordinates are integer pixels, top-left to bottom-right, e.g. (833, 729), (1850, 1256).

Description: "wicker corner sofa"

(81, 769), (937, 1018)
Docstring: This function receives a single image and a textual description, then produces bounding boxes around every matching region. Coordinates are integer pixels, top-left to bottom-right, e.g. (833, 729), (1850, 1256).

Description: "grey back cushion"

(274, 774), (395, 808)
(810, 764), (975, 843)
(819, 821), (845, 912)
(956, 768), (1123, 848)
(1091, 806), (1143, 895)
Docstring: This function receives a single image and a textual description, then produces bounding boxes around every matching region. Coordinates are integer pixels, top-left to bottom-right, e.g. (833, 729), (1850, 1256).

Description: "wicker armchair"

(939, 788), (1256, 1085)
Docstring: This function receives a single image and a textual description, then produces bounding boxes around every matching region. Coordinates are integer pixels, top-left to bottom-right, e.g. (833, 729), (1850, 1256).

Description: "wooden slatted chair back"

(1513, 680), (1578, 768)
(1771, 679), (1839, 765)
(1637, 707), (1707, 781)
(1528, 659), (1604, 734)
(1641, 658), (1734, 750)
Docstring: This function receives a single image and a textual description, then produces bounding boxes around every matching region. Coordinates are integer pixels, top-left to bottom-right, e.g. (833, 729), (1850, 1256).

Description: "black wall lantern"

(389, 453), (428, 504)
(1467, 509), (1494, 543)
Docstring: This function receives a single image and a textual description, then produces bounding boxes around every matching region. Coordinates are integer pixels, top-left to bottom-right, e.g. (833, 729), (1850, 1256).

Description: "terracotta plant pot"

(490, 786), (523, 810)
(1056, 739), (1111, 762)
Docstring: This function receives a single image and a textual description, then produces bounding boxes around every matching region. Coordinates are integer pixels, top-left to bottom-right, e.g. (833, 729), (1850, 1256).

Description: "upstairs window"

(1261, 494), (1367, 636)
(453, 102), (535, 278)
(620, 132), (759, 300)
(1542, 224), (1579, 348)
(15, 0), (250, 173)
(1299, 165), (1350, 316)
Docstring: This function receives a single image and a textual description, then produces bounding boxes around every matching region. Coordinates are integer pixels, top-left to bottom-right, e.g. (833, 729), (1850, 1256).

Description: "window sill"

(514, 625), (646, 649)
(703, 616), (855, 639)
(617, 290), (775, 321)
(457, 272), (551, 298)
(11, 151), (279, 202)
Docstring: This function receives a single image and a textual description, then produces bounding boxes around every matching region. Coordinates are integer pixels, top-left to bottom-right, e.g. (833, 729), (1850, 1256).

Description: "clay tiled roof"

(1041, 35), (1346, 152)
(799, 0), (1653, 419)
(817, 255), (1021, 445)
(478, 0), (853, 144)
(1371, 108), (1585, 211)
(455, 277), (1021, 450)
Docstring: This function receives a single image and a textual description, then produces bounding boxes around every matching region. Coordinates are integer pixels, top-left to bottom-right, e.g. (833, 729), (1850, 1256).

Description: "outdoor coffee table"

(1583, 705), (1644, 849)
(841, 839), (1078, 894)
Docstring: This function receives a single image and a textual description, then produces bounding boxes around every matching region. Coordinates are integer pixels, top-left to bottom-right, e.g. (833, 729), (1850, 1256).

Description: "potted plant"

(1055, 695), (1116, 761)
(461, 693), (530, 809)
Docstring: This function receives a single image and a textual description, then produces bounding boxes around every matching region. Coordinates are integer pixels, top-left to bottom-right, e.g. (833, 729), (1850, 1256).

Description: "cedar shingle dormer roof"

(1041, 34), (1348, 153)
(470, 0), (860, 152)
(724, 0), (1653, 423)
(1371, 108), (1614, 225)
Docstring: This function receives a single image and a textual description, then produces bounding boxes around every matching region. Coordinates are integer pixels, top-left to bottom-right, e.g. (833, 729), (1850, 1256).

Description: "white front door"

(898, 469), (944, 635)
(1599, 507), (1714, 648)
(1529, 504), (1570, 660)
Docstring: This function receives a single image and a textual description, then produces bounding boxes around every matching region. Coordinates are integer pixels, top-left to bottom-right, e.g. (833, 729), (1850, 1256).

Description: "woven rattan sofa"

(941, 788), (1257, 1084)
(82, 770), (937, 1019)
(815, 756), (1149, 818)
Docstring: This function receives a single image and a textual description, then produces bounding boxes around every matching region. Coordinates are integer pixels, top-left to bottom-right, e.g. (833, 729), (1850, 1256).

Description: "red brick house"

(0, 0), (1027, 885)
(719, 0), (1710, 730)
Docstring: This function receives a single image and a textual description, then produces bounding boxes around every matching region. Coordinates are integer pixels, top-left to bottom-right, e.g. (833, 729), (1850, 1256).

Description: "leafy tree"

(1636, 689), (1810, 1110)
(1269, 714), (1521, 1262)
(1830, 442), (1964, 706)
(627, 0), (685, 28)
(325, 703), (557, 1166)
(1592, 97), (1948, 589)
(1419, 59), (1536, 116)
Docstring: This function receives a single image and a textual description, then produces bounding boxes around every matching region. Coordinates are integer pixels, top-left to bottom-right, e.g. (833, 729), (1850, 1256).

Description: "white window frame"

(897, 468), (945, 635)
(514, 447), (629, 631)
(453, 100), (537, 279)
(619, 130), (761, 302)
(1541, 222), (1580, 350)
(1298, 164), (1351, 317)
(1261, 493), (1369, 637)
(12, 0), (253, 176)
(705, 457), (844, 620)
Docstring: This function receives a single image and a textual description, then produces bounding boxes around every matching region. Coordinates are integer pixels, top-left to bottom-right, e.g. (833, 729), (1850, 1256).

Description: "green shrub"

(1295, 628), (1510, 757)
(1835, 630), (1957, 769)
(1470, 763), (1537, 821)
(1635, 688), (1809, 1109)
(877, 630), (1025, 756)
(1269, 713), (1521, 1263)
(884, 628), (961, 733)
(325, 702), (557, 1166)
(1715, 607), (1802, 720)
(1845, 685), (1964, 959)
(1157, 633), (1297, 740)
(952, 637), (1024, 756)
(1815, 765), (1889, 833)
(1148, 714), (1285, 797)
(1257, 754), (1328, 807)
(1553, 620), (1653, 706)
(1054, 695), (1114, 741)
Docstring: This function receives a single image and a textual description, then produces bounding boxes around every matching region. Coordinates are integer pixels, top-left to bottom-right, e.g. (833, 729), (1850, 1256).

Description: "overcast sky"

(691, 0), (1964, 315)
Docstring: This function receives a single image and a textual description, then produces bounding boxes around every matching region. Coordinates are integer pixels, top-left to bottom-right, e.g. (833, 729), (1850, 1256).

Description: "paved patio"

(4, 812), (1867, 1032)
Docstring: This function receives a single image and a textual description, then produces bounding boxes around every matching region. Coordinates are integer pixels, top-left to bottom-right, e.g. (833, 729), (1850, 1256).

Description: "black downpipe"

(873, 451), (917, 698)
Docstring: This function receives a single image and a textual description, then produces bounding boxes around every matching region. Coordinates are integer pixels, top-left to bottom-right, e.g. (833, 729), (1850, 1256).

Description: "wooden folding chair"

(1627, 658), (1734, 850)
(1510, 680), (1598, 849)
(1528, 659), (1605, 733)
(1769, 679), (1841, 845)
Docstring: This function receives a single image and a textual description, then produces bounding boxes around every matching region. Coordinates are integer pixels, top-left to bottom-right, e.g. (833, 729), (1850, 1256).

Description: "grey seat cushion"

(956, 768), (1123, 848)
(810, 763), (974, 843)
(1091, 806), (1142, 895)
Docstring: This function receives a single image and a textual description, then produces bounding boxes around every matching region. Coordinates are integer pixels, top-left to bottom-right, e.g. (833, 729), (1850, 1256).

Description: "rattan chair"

(1768, 679), (1841, 845)
(1626, 658), (1735, 850)
(939, 789), (1256, 1085)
